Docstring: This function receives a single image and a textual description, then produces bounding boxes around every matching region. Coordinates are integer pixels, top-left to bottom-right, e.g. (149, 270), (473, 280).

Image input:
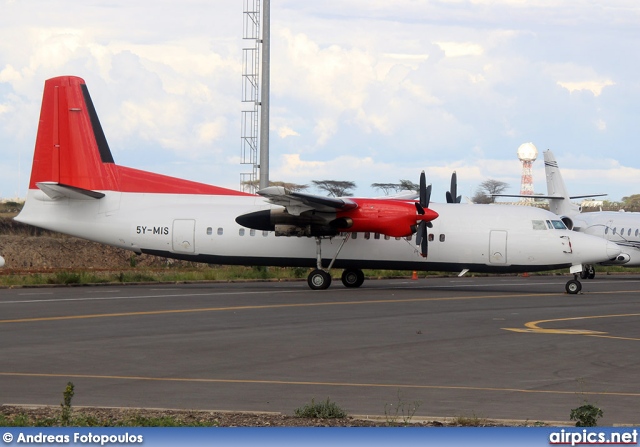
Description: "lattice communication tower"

(517, 142), (538, 204)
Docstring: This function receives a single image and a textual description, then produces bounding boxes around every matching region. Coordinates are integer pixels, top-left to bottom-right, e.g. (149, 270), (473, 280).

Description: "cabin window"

(395, 237), (401, 241)
(364, 232), (371, 240)
(621, 228), (625, 235)
(263, 230), (269, 237)
(605, 227), (609, 235)
(439, 234), (445, 242)
(636, 229), (639, 237)
(613, 227), (617, 235)
(532, 220), (547, 230)
(352, 233), (358, 239)
(374, 233), (380, 240)
(384, 235), (390, 240)
(206, 227), (213, 235)
(428, 233), (434, 242)
(217, 227), (223, 236)
(405, 235), (412, 241)
(628, 229), (632, 237)
(250, 229), (256, 236)
(239, 228), (245, 236)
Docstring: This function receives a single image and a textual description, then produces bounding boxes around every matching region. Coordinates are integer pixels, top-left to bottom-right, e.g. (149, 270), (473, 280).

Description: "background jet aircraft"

(542, 149), (640, 278)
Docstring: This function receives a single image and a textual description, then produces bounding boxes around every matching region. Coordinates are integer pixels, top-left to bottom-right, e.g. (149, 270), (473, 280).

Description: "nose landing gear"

(565, 275), (582, 294)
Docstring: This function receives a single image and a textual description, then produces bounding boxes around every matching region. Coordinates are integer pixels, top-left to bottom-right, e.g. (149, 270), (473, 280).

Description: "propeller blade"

(415, 221), (423, 246)
(416, 171), (433, 257)
(419, 171), (427, 207)
(450, 171), (457, 200)
(416, 221), (428, 257)
(425, 184), (432, 208)
(446, 171), (460, 203)
(446, 191), (453, 204)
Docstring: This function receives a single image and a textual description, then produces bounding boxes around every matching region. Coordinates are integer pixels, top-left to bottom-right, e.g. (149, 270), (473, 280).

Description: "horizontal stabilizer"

(37, 182), (105, 200)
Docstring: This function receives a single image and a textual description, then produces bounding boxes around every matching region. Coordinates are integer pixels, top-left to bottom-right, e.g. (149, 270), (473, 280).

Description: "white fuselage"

(16, 189), (621, 273)
(571, 210), (640, 266)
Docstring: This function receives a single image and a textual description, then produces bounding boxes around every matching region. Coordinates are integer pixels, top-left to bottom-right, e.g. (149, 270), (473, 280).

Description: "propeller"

(445, 171), (462, 203)
(415, 171), (432, 257)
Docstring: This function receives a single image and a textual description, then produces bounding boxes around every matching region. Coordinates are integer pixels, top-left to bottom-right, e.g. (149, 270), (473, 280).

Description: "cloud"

(556, 80), (615, 96)
(1, 1), (640, 202)
(434, 42), (484, 58)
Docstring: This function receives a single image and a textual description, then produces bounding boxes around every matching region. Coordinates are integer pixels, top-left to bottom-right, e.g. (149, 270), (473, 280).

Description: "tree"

(371, 183), (401, 195)
(398, 180), (419, 192)
(621, 194), (640, 211)
(371, 180), (419, 195)
(240, 180), (309, 193)
(472, 179), (509, 204)
(312, 180), (356, 197)
(269, 181), (309, 192)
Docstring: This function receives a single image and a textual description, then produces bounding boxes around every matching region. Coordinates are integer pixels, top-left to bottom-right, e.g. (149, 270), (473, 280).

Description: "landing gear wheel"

(308, 269), (332, 290)
(587, 265), (596, 279)
(341, 268), (365, 288)
(565, 279), (582, 294)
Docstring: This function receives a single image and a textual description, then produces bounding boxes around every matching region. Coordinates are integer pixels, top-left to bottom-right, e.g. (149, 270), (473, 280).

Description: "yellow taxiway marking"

(504, 313), (640, 340)
(0, 291), (559, 324)
(1, 371), (639, 398)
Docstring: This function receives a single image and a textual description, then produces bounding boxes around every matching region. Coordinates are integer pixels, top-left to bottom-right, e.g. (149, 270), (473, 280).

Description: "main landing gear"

(306, 234), (365, 290)
(580, 264), (596, 280)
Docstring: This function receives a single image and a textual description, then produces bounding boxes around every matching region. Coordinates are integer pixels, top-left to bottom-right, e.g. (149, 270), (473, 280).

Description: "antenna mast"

(241, 0), (270, 192)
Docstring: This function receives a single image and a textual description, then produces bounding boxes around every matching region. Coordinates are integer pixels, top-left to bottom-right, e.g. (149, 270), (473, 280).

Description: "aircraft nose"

(606, 241), (622, 260)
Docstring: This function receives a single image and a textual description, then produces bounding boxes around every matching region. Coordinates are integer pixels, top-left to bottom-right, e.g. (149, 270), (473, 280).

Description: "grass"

(2, 263), (639, 288)
(0, 410), (221, 427)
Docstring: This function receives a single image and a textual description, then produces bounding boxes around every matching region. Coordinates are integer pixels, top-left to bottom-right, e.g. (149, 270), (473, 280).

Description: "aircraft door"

(172, 219), (196, 253)
(489, 230), (507, 264)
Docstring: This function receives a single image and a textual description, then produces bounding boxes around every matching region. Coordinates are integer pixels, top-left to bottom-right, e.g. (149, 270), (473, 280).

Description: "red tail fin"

(28, 76), (250, 196)
(29, 76), (120, 191)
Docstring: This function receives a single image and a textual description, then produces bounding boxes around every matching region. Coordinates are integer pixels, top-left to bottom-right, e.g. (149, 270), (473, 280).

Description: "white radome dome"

(517, 142), (538, 161)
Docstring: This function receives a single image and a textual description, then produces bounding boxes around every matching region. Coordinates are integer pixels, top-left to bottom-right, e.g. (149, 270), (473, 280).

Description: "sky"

(1, 0), (639, 203)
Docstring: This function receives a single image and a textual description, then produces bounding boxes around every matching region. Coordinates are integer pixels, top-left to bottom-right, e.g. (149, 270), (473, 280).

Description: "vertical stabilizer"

(28, 76), (120, 192)
(544, 150), (581, 217)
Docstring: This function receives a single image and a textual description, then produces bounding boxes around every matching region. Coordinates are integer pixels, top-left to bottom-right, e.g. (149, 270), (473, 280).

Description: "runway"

(2, 274), (640, 425)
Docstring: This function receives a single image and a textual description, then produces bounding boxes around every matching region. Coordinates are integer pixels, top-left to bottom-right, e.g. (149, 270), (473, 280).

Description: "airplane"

(492, 149), (638, 279)
(542, 149), (640, 278)
(14, 76), (622, 293)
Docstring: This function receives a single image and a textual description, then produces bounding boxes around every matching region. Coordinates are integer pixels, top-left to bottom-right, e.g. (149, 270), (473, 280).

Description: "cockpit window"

(550, 220), (567, 230)
(546, 220), (553, 229)
(532, 220), (547, 230)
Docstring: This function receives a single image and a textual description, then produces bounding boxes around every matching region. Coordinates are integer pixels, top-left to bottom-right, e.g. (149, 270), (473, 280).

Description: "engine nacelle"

(236, 209), (338, 237)
(560, 216), (574, 230)
(601, 252), (631, 265)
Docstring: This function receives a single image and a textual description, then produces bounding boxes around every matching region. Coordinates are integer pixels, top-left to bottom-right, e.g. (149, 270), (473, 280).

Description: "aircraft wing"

(492, 193), (607, 200)
(258, 186), (358, 216)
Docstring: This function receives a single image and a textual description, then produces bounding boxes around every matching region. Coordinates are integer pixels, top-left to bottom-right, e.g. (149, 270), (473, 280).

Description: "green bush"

(294, 398), (347, 419)
(570, 404), (603, 427)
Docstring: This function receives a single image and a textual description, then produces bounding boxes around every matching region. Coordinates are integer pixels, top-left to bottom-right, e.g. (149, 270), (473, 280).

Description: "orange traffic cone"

(522, 272), (529, 277)
(412, 271), (418, 280)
